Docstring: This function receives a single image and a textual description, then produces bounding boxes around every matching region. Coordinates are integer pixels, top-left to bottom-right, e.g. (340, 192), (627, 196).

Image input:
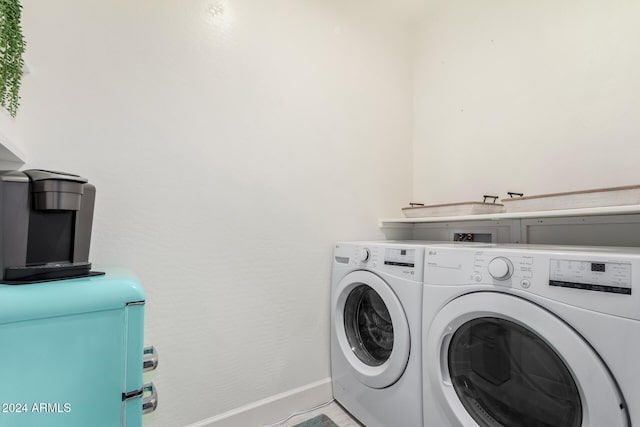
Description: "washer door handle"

(440, 333), (452, 386)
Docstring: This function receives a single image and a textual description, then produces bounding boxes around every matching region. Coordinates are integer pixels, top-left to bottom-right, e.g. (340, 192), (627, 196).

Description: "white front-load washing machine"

(331, 241), (425, 427)
(422, 243), (640, 427)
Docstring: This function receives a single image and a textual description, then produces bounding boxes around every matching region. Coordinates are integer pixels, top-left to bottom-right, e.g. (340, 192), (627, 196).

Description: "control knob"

(488, 257), (514, 280)
(356, 248), (370, 263)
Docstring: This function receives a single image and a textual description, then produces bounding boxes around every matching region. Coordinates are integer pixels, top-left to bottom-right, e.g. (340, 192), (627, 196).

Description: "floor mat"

(292, 414), (340, 427)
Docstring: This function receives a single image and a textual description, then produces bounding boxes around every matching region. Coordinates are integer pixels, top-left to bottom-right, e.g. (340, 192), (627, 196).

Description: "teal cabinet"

(0, 270), (148, 426)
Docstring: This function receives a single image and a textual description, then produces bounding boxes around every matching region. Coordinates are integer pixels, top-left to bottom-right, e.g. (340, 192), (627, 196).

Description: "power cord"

(260, 398), (336, 427)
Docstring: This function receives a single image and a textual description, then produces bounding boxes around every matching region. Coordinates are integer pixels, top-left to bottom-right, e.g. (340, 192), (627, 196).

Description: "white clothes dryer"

(331, 242), (425, 427)
(422, 243), (640, 427)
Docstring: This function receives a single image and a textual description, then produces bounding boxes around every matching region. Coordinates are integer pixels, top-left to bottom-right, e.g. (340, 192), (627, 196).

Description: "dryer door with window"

(334, 270), (410, 389)
(424, 292), (628, 427)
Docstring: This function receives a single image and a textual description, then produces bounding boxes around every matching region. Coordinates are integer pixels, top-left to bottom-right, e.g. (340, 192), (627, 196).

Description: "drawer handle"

(142, 382), (158, 415)
(143, 346), (159, 372)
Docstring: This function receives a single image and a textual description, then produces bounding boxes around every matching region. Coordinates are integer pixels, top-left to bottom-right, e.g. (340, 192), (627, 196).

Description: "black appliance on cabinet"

(0, 169), (97, 282)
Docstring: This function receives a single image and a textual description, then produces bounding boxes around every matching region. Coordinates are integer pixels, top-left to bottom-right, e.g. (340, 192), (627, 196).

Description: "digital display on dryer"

(384, 248), (415, 267)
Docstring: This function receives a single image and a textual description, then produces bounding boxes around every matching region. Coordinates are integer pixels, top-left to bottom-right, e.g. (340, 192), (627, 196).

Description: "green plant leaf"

(0, 0), (26, 117)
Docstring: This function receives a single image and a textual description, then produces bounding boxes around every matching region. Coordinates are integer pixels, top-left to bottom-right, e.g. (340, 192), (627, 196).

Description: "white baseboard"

(185, 378), (333, 427)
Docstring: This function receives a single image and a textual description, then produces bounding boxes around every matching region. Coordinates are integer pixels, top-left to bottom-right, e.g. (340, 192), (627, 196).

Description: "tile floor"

(273, 401), (363, 427)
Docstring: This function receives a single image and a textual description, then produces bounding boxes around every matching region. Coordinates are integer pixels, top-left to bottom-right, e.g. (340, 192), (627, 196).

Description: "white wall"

(413, 0), (640, 205)
(0, 1), (414, 426)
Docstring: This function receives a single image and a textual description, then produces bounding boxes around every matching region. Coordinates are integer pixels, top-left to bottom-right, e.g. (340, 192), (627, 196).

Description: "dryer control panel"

(334, 243), (424, 281)
(423, 244), (640, 320)
(474, 252), (533, 284)
(384, 248), (416, 267)
(549, 259), (632, 295)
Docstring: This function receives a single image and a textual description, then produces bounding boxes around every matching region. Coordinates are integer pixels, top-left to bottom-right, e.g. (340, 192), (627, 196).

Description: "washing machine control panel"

(488, 257), (514, 280)
(355, 248), (370, 262)
(473, 252), (533, 286)
(346, 246), (375, 265)
(549, 259), (632, 295)
(384, 248), (416, 268)
(425, 246), (640, 320)
(425, 249), (533, 287)
(334, 244), (424, 280)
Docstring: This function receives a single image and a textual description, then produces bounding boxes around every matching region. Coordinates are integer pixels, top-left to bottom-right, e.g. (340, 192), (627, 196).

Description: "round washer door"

(425, 292), (628, 427)
(334, 270), (410, 389)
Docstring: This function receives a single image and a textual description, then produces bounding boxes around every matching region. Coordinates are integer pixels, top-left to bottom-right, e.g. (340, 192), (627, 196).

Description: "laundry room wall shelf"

(0, 130), (26, 170)
(380, 205), (640, 247)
